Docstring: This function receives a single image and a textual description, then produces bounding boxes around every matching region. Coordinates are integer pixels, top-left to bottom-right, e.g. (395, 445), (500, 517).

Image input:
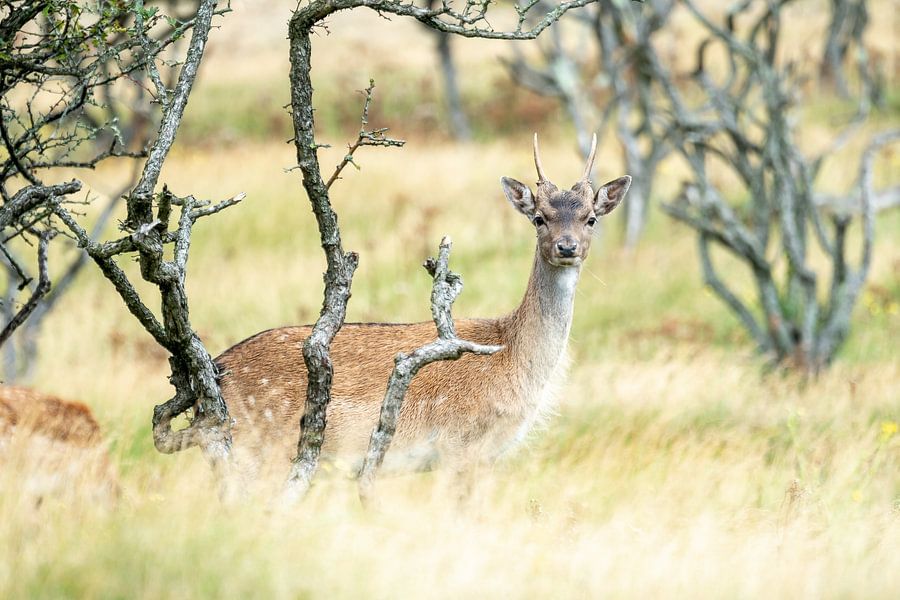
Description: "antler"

(581, 133), (598, 182)
(534, 132), (596, 185)
(533, 133), (549, 183)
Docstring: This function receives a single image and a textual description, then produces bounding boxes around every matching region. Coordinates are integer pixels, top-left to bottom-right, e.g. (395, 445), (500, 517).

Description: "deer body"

(218, 253), (578, 474)
(215, 135), (630, 476)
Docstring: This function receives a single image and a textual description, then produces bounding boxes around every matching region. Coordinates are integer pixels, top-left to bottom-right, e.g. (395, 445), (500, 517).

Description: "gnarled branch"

(357, 237), (502, 505)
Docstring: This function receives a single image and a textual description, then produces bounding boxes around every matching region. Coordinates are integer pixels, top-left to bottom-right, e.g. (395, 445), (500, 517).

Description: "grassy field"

(2, 1), (899, 598)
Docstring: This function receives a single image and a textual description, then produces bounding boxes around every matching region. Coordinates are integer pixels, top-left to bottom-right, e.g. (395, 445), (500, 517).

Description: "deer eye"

(533, 215), (545, 227)
(587, 217), (597, 227)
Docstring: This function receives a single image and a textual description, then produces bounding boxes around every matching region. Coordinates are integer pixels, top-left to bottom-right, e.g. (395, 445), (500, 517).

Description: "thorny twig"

(0, 0), (207, 379)
(325, 80), (405, 190)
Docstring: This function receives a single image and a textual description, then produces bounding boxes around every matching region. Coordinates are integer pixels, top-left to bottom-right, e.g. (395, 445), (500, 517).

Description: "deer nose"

(556, 239), (578, 257)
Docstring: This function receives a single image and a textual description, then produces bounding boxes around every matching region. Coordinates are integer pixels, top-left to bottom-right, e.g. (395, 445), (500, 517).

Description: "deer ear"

(501, 177), (535, 217)
(594, 176), (631, 216)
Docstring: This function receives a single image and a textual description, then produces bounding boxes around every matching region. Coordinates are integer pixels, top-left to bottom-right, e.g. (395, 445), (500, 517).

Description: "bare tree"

(433, 31), (473, 140)
(820, 0), (881, 103)
(505, 0), (675, 250)
(422, 0), (473, 140)
(653, 0), (897, 372)
(0, 0), (198, 382)
(2, 0), (243, 474)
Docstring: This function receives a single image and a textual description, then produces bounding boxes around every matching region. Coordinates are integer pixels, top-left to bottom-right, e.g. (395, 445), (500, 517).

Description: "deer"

(214, 134), (631, 478)
(0, 386), (100, 444)
(0, 385), (118, 502)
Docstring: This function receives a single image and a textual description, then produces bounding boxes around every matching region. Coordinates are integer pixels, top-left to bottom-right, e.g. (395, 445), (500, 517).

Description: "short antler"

(533, 133), (549, 183)
(581, 133), (598, 183)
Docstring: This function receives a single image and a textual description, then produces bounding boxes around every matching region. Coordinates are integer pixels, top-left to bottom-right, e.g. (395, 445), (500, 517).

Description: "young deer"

(215, 134), (630, 476)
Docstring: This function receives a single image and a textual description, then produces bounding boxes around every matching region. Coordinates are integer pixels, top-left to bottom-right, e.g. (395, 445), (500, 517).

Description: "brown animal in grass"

(0, 386), (101, 444)
(0, 385), (117, 502)
(214, 134), (631, 477)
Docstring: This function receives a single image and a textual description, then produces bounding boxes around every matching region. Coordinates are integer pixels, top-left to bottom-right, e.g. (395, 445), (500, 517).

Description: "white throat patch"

(556, 267), (579, 295)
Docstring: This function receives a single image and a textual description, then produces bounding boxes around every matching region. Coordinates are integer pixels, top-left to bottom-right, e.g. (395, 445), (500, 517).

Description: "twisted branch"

(0, 230), (56, 348)
(357, 237), (502, 505)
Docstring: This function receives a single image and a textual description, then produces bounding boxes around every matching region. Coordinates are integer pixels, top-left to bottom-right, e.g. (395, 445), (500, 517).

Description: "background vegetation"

(1, 0), (898, 597)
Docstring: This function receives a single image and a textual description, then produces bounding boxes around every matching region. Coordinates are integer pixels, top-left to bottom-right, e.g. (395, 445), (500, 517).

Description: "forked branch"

(126, 0), (223, 229)
(325, 80), (405, 190)
(357, 236), (502, 505)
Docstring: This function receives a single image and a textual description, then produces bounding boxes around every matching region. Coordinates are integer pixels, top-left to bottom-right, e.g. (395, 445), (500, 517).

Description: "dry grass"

(1, 342), (898, 598)
(2, 1), (899, 597)
(2, 133), (895, 598)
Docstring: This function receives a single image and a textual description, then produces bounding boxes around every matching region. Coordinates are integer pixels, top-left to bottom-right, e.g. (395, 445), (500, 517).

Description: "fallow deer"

(0, 385), (118, 501)
(215, 134), (631, 477)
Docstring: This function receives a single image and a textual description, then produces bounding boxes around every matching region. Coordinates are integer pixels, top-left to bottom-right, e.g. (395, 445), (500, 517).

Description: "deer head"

(501, 133), (631, 267)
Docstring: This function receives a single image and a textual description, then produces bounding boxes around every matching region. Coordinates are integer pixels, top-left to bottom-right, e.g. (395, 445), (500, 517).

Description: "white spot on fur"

(247, 395), (256, 406)
(260, 378), (269, 386)
(264, 408), (273, 421)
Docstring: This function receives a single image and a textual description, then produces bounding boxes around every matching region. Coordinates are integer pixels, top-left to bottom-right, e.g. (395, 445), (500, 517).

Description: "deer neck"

(506, 248), (580, 383)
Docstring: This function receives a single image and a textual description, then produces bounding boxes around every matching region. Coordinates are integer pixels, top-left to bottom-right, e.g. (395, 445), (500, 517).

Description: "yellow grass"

(1, 1), (899, 597)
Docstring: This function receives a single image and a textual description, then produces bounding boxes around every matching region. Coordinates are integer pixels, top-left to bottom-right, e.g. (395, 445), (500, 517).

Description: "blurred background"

(1, 0), (898, 597)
